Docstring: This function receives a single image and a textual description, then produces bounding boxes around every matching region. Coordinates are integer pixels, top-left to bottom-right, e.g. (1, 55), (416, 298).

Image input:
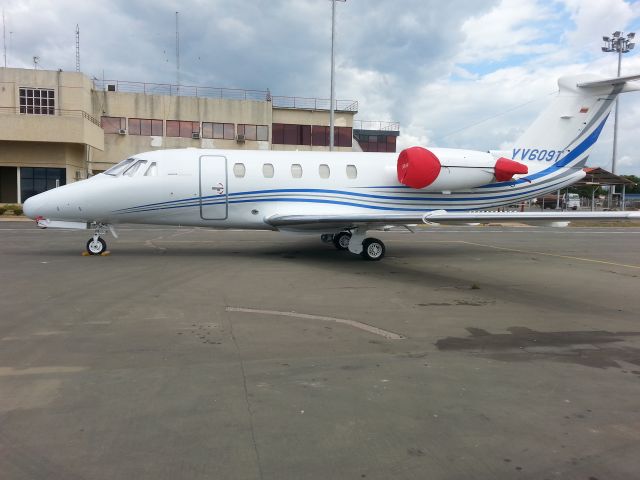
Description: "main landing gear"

(85, 223), (115, 255)
(323, 229), (386, 261)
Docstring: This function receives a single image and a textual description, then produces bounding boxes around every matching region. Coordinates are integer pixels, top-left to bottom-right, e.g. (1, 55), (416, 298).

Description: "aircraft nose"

(22, 195), (39, 219)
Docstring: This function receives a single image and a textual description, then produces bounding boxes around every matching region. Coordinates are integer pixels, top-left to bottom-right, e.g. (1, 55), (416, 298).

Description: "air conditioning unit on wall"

(118, 129), (127, 135)
(192, 132), (200, 139)
(236, 134), (245, 143)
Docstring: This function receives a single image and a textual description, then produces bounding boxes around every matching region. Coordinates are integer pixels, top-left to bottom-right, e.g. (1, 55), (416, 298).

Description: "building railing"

(93, 79), (270, 101)
(0, 106), (101, 127)
(93, 79), (358, 112)
(271, 96), (358, 112)
(353, 120), (400, 132)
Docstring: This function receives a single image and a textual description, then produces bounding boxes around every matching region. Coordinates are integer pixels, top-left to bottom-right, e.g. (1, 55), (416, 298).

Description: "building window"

(360, 134), (396, 152)
(20, 167), (66, 202)
(101, 116), (126, 134)
(129, 118), (163, 136)
(291, 164), (303, 178)
(19, 87), (55, 115)
(272, 124), (311, 145)
(202, 122), (235, 140)
(238, 124), (269, 141)
(263, 163), (274, 178)
(312, 125), (329, 146)
(166, 120), (200, 138)
(346, 165), (357, 179)
(319, 164), (330, 179)
(233, 163), (246, 178)
(335, 126), (353, 147)
(312, 125), (352, 147)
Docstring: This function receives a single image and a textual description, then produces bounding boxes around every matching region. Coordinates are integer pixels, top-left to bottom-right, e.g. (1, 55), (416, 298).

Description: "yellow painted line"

(226, 307), (405, 340)
(460, 240), (640, 270)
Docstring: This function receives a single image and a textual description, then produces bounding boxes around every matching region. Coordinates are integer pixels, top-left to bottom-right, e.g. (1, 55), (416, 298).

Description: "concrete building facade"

(0, 67), (388, 204)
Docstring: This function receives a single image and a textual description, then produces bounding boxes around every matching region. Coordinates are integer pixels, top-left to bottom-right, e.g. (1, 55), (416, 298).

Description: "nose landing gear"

(85, 223), (114, 255)
(87, 237), (107, 255)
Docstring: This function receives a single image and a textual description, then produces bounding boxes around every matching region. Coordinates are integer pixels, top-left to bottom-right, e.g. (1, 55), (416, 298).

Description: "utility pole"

(329, 0), (346, 151)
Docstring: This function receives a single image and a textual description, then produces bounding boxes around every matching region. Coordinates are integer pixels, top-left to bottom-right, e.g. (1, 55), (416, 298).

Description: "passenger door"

(199, 155), (228, 220)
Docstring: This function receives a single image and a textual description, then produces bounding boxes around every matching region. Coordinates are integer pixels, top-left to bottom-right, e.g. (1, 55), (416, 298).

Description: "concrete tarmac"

(1, 222), (639, 480)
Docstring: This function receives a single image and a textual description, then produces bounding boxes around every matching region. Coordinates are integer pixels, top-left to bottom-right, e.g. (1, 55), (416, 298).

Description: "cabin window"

(104, 158), (136, 176)
(263, 163), (274, 178)
(144, 162), (158, 177)
(346, 164), (357, 179)
(319, 164), (330, 179)
(233, 163), (246, 178)
(291, 164), (303, 178)
(123, 160), (148, 177)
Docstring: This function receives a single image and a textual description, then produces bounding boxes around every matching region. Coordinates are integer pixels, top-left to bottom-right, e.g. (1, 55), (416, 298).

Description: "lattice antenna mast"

(3, 9), (6, 68)
(75, 24), (80, 72)
(175, 11), (180, 92)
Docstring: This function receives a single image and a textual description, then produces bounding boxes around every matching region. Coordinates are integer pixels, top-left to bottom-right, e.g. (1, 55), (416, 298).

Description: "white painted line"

(226, 307), (405, 340)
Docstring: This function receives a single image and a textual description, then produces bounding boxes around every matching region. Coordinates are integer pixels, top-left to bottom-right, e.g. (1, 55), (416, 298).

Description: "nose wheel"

(85, 223), (113, 255)
(86, 237), (107, 255)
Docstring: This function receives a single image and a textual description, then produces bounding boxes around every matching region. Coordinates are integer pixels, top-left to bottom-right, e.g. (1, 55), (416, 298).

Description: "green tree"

(621, 175), (640, 194)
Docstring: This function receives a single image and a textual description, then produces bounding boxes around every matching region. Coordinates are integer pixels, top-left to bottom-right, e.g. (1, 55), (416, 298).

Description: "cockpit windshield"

(104, 158), (136, 176)
(123, 160), (148, 177)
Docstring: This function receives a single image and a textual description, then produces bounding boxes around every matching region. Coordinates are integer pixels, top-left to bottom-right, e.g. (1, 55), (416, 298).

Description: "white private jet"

(23, 74), (640, 260)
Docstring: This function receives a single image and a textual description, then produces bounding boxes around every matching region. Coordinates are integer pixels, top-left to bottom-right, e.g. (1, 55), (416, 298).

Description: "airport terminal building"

(0, 67), (399, 203)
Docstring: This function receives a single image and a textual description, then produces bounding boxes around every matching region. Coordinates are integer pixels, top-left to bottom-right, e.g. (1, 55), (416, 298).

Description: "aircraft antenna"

(75, 24), (80, 72)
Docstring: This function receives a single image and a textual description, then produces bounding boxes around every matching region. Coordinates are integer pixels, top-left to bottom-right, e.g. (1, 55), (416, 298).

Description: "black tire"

(361, 238), (385, 261)
(86, 237), (107, 255)
(333, 232), (351, 250)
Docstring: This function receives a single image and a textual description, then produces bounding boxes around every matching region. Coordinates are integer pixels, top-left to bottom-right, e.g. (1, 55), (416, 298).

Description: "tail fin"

(511, 74), (640, 169)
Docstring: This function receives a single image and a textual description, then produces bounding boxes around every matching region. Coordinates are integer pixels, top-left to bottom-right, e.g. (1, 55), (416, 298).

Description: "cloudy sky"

(3, 0), (640, 174)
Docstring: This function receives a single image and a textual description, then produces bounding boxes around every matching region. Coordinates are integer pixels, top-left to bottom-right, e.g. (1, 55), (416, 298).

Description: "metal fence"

(0, 107), (101, 127)
(93, 79), (270, 101)
(271, 96), (358, 112)
(353, 120), (400, 131)
(93, 79), (358, 111)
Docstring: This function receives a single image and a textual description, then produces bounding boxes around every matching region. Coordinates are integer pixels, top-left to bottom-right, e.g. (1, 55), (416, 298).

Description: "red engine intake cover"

(494, 157), (528, 182)
(397, 147), (442, 189)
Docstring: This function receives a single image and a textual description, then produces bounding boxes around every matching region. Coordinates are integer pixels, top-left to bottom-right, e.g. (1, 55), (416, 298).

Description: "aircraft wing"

(266, 210), (640, 230)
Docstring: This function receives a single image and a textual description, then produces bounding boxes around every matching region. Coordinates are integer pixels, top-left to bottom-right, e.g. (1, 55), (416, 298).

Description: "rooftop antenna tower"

(3, 9), (6, 68)
(75, 24), (80, 72)
(175, 11), (180, 93)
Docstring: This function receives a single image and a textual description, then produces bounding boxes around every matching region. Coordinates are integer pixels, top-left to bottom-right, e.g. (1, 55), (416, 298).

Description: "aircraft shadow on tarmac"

(436, 327), (640, 370)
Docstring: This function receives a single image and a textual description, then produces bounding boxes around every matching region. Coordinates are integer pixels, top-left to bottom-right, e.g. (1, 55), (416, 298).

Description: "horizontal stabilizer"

(577, 73), (640, 88)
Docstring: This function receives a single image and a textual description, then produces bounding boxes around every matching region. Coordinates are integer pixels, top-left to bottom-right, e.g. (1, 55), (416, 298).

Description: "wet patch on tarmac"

(436, 327), (640, 369)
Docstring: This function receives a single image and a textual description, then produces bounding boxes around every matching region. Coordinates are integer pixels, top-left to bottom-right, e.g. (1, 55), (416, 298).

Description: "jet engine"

(397, 146), (528, 191)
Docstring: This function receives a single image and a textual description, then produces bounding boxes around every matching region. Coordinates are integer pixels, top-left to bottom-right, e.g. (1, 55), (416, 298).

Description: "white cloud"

(2, 0), (640, 175)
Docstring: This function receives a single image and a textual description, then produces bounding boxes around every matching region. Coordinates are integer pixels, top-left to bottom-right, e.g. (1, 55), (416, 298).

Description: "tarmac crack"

(225, 308), (264, 480)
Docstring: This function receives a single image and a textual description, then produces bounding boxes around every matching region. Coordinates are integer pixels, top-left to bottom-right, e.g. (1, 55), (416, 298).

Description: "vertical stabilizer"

(511, 74), (639, 169)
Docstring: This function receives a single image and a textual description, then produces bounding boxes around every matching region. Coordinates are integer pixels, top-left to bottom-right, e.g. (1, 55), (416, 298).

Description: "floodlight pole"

(602, 31), (635, 207)
(329, 0), (346, 151)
